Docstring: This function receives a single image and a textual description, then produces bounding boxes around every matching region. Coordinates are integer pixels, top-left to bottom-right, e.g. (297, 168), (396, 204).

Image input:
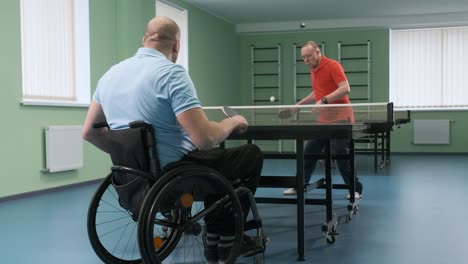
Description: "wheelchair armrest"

(92, 122), (109, 129)
(129, 121), (153, 132)
(111, 166), (156, 184)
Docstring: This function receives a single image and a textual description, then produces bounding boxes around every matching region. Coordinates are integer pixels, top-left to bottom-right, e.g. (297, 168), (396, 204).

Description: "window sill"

(21, 100), (90, 108)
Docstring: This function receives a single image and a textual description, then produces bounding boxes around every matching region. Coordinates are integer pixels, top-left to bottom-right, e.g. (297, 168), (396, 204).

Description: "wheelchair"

(87, 121), (267, 264)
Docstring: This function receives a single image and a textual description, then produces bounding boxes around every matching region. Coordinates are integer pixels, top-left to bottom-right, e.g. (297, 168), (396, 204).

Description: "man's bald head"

(142, 16), (180, 60)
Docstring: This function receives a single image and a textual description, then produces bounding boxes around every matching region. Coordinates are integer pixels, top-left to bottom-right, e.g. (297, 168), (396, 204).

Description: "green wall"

(166, 0), (240, 106)
(239, 29), (390, 104)
(2, 0), (465, 199)
(0, 0), (240, 198)
(239, 29), (468, 153)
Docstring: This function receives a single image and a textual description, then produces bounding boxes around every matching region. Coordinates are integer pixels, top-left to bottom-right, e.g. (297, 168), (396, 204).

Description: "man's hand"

(231, 115), (248, 134)
(312, 101), (324, 113)
(221, 106), (248, 134)
(278, 107), (298, 119)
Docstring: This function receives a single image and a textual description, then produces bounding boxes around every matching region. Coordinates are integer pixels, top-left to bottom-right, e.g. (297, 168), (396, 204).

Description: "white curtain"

(21, 0), (75, 101)
(390, 27), (468, 109)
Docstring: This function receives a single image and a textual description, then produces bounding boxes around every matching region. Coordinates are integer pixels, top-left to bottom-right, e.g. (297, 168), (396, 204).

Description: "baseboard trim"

(390, 152), (468, 155)
(0, 178), (103, 203)
(355, 152), (468, 156)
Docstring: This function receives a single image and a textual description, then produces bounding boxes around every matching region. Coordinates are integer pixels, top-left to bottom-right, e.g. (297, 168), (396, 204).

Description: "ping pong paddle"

(222, 106), (248, 134)
(222, 106), (240, 118)
(278, 108), (296, 119)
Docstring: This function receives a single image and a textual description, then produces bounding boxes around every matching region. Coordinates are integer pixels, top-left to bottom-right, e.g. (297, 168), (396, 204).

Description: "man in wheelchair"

(82, 16), (265, 264)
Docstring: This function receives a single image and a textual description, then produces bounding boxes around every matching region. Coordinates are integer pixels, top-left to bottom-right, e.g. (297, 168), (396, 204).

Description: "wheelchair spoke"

(131, 234), (139, 260)
(96, 215), (132, 226)
(88, 175), (141, 263)
(195, 236), (204, 263)
(98, 219), (136, 238)
(121, 219), (137, 256)
(105, 185), (119, 201)
(99, 198), (130, 215)
(137, 169), (245, 264)
(165, 239), (185, 263)
(164, 204), (207, 263)
(184, 236), (203, 260)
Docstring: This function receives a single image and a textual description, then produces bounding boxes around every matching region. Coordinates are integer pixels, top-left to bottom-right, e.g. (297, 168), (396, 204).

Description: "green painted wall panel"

(115, 0), (156, 60)
(2, 0), (465, 199)
(239, 29), (390, 105)
(166, 0), (241, 106)
(0, 0), (154, 198)
(239, 29), (468, 153)
(392, 111), (468, 152)
(0, 0), (240, 198)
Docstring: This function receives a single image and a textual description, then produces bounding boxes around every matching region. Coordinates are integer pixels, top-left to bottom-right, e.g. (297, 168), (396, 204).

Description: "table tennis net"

(204, 103), (395, 126)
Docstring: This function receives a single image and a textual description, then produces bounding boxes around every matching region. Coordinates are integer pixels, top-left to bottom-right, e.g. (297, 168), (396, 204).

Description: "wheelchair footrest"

(244, 219), (262, 231)
(241, 235), (269, 257)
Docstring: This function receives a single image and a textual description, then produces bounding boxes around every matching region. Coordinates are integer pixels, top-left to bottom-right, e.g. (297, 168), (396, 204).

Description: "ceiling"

(182, 0), (468, 32)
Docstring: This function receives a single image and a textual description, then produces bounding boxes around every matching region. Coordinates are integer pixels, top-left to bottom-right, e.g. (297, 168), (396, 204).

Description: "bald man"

(82, 16), (263, 263)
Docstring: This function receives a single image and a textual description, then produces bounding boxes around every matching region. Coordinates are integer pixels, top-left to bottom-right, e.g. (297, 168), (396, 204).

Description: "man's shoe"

(218, 235), (267, 263)
(283, 185), (310, 195)
(283, 188), (297, 195)
(240, 235), (265, 257)
(346, 192), (362, 200)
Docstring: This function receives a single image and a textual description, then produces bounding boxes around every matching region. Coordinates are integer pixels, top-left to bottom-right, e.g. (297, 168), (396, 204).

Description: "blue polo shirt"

(94, 47), (201, 167)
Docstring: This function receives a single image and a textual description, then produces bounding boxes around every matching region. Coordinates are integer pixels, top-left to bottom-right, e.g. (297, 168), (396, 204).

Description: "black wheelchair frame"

(87, 121), (266, 264)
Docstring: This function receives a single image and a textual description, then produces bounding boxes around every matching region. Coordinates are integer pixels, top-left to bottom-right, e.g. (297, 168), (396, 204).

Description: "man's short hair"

(303, 41), (320, 50)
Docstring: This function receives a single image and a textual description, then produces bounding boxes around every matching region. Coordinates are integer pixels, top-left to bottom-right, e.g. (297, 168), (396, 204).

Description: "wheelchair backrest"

(107, 121), (161, 178)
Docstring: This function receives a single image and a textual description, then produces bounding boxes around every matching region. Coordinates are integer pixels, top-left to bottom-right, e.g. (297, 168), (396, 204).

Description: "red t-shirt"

(311, 56), (354, 123)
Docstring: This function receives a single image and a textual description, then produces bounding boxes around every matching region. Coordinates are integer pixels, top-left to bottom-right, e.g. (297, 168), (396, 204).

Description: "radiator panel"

(413, 120), (450, 145)
(45, 126), (83, 173)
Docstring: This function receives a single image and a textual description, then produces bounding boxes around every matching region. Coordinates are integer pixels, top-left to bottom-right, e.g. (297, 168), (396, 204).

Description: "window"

(156, 0), (189, 71)
(390, 26), (468, 110)
(20, 0), (90, 107)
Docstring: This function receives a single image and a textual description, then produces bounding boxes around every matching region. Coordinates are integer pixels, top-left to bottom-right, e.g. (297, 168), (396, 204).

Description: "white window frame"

(156, 0), (189, 71)
(20, 0), (90, 107)
(390, 26), (468, 111)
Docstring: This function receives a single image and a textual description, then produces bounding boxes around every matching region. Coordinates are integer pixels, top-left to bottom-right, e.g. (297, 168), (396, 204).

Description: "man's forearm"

(325, 82), (350, 102)
(84, 127), (112, 153)
(297, 92), (315, 105)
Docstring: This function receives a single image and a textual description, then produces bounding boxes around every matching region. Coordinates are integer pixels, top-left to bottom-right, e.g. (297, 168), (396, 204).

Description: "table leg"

(296, 139), (305, 261)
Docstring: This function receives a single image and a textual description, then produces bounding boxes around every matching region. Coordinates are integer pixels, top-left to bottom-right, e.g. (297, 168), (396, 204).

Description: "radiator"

(45, 126), (83, 173)
(413, 120), (450, 145)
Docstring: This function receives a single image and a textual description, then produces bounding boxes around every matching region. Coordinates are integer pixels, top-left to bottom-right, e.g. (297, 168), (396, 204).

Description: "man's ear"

(173, 40), (180, 53)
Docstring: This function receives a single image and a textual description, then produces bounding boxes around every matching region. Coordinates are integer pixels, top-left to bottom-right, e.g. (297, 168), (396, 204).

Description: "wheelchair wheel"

(138, 165), (244, 264)
(87, 174), (142, 263)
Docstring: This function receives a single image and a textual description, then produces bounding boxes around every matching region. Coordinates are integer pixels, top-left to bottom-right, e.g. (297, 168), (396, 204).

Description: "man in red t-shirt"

(283, 41), (363, 199)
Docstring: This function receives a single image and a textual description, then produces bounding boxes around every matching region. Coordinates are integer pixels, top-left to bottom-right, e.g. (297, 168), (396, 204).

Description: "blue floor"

(1, 154), (468, 264)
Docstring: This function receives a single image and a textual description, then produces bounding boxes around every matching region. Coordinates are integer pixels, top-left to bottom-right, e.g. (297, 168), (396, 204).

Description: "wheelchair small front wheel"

(138, 165), (244, 264)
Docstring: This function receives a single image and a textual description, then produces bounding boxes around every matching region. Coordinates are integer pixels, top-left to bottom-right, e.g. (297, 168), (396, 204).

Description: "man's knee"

(242, 144), (263, 162)
(244, 145), (263, 175)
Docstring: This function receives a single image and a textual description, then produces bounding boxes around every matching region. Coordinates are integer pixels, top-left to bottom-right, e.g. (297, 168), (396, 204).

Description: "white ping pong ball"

(270, 96), (275, 102)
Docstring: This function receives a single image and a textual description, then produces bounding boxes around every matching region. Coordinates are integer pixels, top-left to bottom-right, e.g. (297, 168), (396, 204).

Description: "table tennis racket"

(222, 106), (240, 118)
(278, 108), (294, 119)
(222, 106), (248, 134)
